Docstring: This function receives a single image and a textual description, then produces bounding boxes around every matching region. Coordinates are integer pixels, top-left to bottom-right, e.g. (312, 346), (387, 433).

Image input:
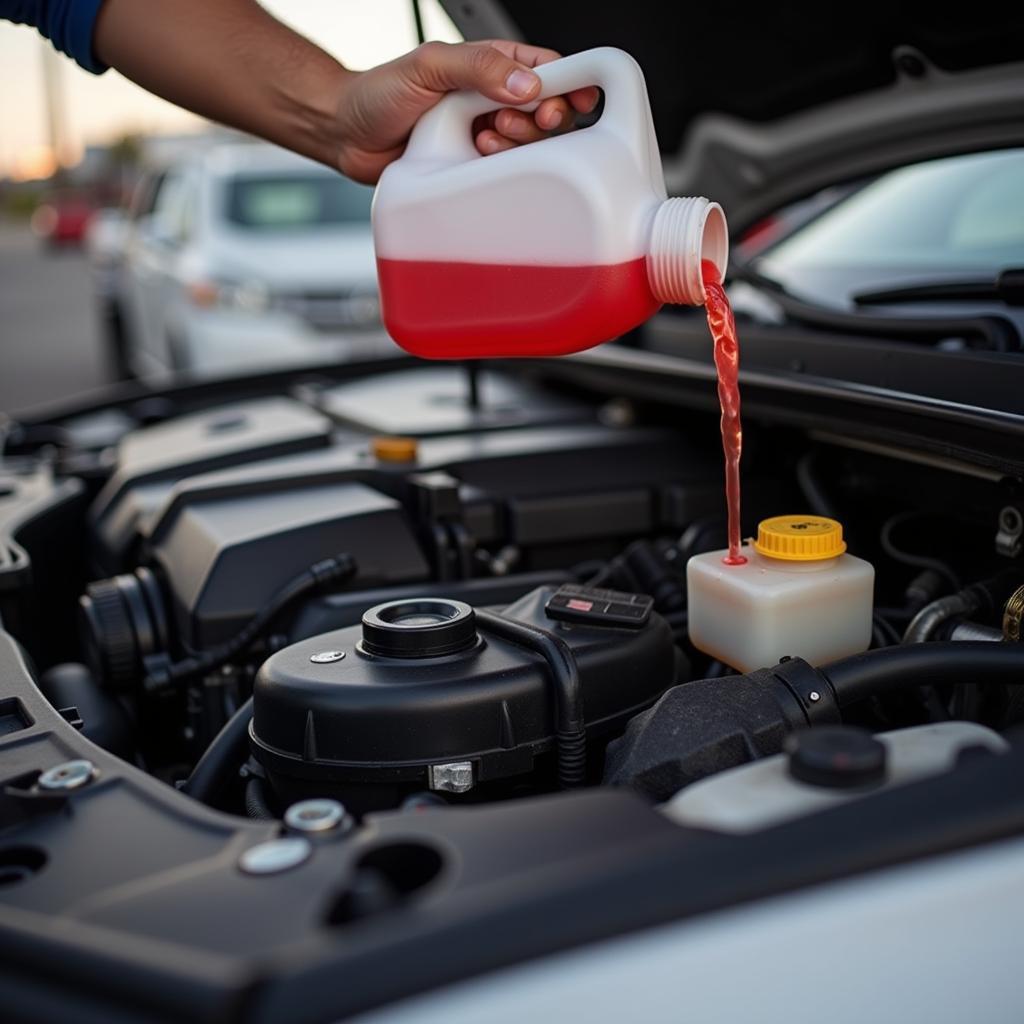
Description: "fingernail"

(546, 110), (563, 130)
(484, 136), (501, 153)
(506, 68), (538, 98)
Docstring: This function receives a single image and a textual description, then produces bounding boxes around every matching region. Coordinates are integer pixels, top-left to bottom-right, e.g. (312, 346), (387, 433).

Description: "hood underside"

(445, 2), (1024, 230)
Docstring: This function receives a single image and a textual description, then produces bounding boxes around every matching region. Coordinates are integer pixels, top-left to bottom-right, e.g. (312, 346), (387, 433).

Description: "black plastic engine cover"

(251, 586), (681, 800)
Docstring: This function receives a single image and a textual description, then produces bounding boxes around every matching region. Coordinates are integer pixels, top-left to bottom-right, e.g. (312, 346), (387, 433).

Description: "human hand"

(335, 40), (600, 184)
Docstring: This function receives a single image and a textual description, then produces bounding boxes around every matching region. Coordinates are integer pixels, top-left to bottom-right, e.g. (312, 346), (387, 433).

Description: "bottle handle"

(404, 46), (653, 165)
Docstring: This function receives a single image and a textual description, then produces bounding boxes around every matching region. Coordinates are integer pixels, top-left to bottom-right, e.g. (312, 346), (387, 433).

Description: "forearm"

(93, 0), (351, 168)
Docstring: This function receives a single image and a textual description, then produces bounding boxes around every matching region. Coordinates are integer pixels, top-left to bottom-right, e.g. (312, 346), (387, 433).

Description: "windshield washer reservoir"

(687, 515), (874, 672)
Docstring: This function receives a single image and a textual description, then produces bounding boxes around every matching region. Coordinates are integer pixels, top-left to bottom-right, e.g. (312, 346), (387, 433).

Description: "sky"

(0, 0), (460, 180)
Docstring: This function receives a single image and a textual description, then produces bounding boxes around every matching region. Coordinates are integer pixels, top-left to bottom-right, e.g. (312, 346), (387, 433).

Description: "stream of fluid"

(702, 259), (745, 566)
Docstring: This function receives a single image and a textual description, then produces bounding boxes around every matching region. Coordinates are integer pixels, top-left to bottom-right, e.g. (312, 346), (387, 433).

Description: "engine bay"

(1, 360), (1023, 1021)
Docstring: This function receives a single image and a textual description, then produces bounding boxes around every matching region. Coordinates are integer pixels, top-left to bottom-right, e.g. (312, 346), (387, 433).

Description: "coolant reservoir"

(687, 515), (874, 673)
(372, 46), (728, 358)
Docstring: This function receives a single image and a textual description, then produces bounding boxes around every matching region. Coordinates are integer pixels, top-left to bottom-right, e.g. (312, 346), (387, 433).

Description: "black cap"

(785, 726), (887, 789)
(361, 598), (477, 659)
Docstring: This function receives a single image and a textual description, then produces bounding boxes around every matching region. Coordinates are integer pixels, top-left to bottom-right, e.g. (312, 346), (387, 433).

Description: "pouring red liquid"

(702, 259), (745, 565)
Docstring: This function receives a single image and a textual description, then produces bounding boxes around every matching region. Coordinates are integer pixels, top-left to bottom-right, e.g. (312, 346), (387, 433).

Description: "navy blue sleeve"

(1, 0), (108, 74)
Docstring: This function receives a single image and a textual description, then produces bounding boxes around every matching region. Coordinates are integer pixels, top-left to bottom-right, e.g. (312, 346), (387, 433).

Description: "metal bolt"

(808, 691), (821, 703)
(284, 798), (351, 834)
(239, 837), (311, 875)
(428, 761), (474, 794)
(38, 759), (96, 791)
(310, 650), (345, 664)
(996, 506), (1023, 558)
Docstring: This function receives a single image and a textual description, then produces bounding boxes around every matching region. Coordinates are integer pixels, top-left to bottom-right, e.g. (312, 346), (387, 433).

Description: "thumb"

(407, 41), (541, 104)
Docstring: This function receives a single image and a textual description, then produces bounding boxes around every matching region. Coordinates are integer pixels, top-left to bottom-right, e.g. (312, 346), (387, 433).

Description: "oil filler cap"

(361, 598), (477, 658)
(786, 726), (887, 789)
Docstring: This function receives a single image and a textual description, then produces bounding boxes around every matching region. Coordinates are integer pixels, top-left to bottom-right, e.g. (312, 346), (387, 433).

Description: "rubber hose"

(949, 622), (1004, 643)
(903, 593), (977, 644)
(903, 569), (1024, 644)
(822, 642), (1024, 707)
(244, 776), (275, 820)
(182, 697), (252, 805)
(881, 512), (960, 593)
(474, 609), (586, 788)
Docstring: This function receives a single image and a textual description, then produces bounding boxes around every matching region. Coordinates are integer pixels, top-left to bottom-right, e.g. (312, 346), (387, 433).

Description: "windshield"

(756, 149), (1024, 304)
(224, 173), (373, 231)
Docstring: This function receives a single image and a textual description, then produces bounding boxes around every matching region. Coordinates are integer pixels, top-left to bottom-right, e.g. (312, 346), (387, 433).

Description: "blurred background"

(0, 0), (460, 414)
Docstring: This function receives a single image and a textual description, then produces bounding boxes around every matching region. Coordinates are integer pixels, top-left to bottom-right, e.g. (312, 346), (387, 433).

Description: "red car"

(30, 195), (94, 246)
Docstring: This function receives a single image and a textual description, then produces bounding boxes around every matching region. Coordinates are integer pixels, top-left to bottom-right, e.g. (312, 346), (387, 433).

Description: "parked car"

(30, 193), (93, 247)
(111, 141), (390, 379)
(2, 5), (1024, 1024)
(84, 206), (132, 376)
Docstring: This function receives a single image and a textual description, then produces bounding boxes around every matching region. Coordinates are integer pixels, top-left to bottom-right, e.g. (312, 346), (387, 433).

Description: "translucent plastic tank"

(372, 47), (728, 358)
(687, 515), (874, 673)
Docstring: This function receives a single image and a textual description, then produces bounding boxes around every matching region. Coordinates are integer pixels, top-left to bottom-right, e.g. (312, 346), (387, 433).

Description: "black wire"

(880, 512), (960, 593)
(144, 553), (356, 692)
(875, 605), (916, 622)
(796, 451), (838, 520)
(410, 0), (425, 44)
(871, 613), (901, 647)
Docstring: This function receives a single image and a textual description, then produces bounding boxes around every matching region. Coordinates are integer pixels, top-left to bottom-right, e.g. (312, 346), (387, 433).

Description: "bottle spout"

(647, 197), (729, 306)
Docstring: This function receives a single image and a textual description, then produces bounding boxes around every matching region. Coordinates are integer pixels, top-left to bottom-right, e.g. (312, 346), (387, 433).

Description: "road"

(0, 221), (107, 417)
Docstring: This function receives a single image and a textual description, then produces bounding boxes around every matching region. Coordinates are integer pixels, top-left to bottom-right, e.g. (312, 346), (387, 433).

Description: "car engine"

(1, 361), (1022, 1021)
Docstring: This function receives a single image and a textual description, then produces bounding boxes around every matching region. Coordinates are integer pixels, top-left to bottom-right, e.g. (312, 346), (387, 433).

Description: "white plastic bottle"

(372, 46), (728, 359)
(687, 515), (875, 673)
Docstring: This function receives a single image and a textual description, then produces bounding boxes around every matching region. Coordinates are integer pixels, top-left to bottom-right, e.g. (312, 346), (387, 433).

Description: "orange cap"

(371, 436), (418, 463)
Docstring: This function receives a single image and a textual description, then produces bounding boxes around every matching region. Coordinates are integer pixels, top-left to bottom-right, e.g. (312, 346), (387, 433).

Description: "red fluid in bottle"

(377, 257), (660, 359)
(702, 259), (746, 566)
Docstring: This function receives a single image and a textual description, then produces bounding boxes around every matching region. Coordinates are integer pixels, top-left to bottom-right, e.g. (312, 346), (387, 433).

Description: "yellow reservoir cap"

(754, 515), (847, 561)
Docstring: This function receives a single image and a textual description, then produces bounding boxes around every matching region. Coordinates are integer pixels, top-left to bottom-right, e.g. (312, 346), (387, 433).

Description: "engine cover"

(251, 585), (682, 808)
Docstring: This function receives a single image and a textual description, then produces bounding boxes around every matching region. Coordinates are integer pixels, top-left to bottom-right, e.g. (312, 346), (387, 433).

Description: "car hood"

(207, 225), (377, 291)
(447, 3), (1024, 231)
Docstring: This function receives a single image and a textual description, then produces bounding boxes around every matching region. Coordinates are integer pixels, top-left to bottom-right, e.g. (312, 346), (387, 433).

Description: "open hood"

(444, 2), (1024, 231)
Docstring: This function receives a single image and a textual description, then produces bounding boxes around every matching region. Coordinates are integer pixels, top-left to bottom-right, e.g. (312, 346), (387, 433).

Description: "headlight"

(186, 278), (270, 313)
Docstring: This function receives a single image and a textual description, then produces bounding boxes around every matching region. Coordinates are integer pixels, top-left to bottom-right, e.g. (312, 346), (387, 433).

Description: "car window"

(223, 173), (373, 230)
(151, 172), (191, 244)
(759, 149), (1024, 273)
(129, 170), (168, 222)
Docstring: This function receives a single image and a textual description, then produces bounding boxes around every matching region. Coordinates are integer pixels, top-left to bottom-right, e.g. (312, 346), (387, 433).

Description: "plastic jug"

(372, 46), (728, 359)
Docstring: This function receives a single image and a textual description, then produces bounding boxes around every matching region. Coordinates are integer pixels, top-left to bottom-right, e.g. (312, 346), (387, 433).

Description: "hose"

(244, 776), (275, 820)
(144, 553), (356, 692)
(475, 609), (586, 789)
(822, 642), (1024, 708)
(182, 697), (252, 805)
(949, 622), (1003, 643)
(904, 569), (1024, 644)
(903, 593), (977, 644)
(871, 613), (902, 647)
(881, 512), (960, 593)
(796, 451), (838, 520)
